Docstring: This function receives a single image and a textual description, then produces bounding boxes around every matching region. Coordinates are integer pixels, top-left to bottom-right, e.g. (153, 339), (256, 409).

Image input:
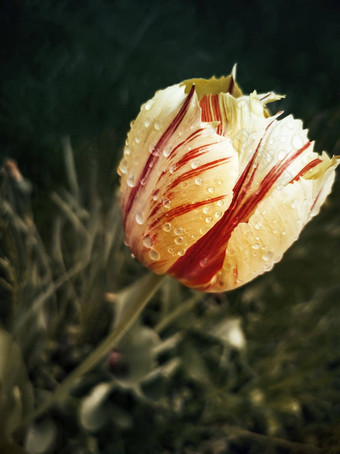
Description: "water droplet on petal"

(145, 99), (154, 110)
(127, 174), (135, 187)
(291, 200), (297, 209)
(162, 222), (171, 232)
(163, 146), (172, 157)
(205, 216), (213, 223)
(169, 164), (176, 174)
(154, 122), (161, 131)
(207, 186), (215, 194)
(252, 243), (260, 250)
(143, 236), (153, 248)
(199, 258), (208, 267)
(203, 207), (210, 214)
(136, 211), (144, 225)
(118, 158), (128, 175)
(144, 119), (150, 128)
(292, 134), (304, 149)
(140, 177), (147, 186)
(216, 200), (224, 207)
(174, 227), (183, 235)
(135, 136), (140, 144)
(263, 251), (274, 261)
(175, 236), (184, 245)
(124, 147), (131, 156)
(215, 211), (222, 218)
(168, 247), (174, 255)
(195, 177), (203, 186)
(149, 249), (160, 261)
(177, 250), (185, 256)
(163, 199), (171, 209)
(254, 221), (262, 230)
(191, 160), (200, 169)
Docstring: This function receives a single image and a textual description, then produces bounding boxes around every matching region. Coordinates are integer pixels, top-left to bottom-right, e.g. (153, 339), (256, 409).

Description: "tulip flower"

(118, 68), (339, 292)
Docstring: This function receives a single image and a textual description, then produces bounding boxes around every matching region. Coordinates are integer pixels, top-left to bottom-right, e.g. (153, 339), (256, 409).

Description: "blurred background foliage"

(0, 0), (340, 452)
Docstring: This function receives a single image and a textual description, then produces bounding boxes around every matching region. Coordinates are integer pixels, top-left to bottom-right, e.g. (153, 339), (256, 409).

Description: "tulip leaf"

(0, 328), (34, 439)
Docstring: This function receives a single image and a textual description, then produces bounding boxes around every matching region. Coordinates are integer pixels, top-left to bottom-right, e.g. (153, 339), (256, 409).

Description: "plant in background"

(119, 67), (339, 291)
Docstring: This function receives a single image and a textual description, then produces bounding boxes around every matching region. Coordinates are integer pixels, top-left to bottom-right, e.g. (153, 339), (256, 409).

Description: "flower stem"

(22, 272), (165, 426)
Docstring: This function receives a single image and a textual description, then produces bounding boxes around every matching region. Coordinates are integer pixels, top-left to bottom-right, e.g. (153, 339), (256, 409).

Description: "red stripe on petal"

(123, 85), (196, 225)
(148, 195), (226, 231)
(289, 158), (322, 184)
(166, 157), (231, 191)
(169, 140), (312, 287)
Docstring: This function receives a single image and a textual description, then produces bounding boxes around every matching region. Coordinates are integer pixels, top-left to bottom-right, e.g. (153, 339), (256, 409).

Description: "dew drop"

(273, 229), (278, 234)
(291, 200), (297, 209)
(199, 258), (208, 267)
(263, 251), (274, 261)
(217, 179), (223, 185)
(152, 192), (159, 201)
(140, 177), (147, 186)
(118, 158), (128, 174)
(203, 207), (210, 214)
(144, 119), (150, 128)
(136, 211), (144, 225)
(143, 236), (153, 248)
(149, 249), (160, 261)
(135, 136), (141, 144)
(216, 200), (224, 207)
(163, 222), (171, 232)
(168, 247), (174, 255)
(169, 164), (176, 174)
(282, 230), (287, 236)
(254, 221), (262, 230)
(163, 146), (172, 158)
(207, 186), (215, 194)
(154, 122), (161, 131)
(145, 100), (154, 111)
(174, 227), (183, 235)
(191, 160), (200, 169)
(175, 236), (184, 245)
(127, 174), (135, 187)
(205, 216), (213, 223)
(195, 177), (203, 186)
(177, 250), (185, 256)
(215, 211), (222, 218)
(124, 147), (131, 156)
(163, 199), (171, 209)
(252, 243), (260, 250)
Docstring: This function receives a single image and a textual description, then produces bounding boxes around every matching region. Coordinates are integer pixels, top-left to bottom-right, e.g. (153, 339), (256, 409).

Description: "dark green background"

(1, 0), (339, 191)
(1, 1), (340, 452)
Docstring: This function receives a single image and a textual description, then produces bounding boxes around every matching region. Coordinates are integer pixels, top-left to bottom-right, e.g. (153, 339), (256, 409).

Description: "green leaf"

(0, 328), (34, 438)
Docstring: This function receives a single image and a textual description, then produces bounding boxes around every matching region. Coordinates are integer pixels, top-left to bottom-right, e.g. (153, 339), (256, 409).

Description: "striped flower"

(118, 68), (339, 292)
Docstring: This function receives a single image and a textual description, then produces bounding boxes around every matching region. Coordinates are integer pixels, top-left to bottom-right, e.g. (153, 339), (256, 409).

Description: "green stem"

(22, 272), (165, 426)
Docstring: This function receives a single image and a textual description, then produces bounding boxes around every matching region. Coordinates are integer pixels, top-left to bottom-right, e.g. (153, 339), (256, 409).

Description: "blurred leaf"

(80, 382), (113, 432)
(0, 328), (33, 439)
(24, 418), (57, 454)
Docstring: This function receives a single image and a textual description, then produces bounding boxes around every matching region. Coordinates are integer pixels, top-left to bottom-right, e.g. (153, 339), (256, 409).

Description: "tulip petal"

(205, 159), (338, 292)
(119, 83), (239, 273)
(168, 96), (339, 290)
